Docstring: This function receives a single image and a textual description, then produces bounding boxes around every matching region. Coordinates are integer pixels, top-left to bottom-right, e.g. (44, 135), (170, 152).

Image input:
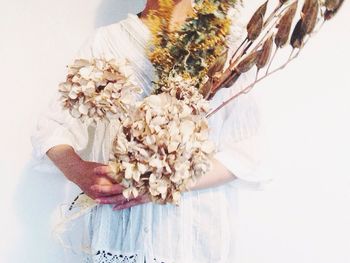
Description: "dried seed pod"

(301, 0), (319, 34)
(290, 19), (307, 49)
(236, 51), (259, 73)
(200, 79), (213, 98)
(257, 35), (274, 69)
(207, 51), (228, 78)
(324, 0), (344, 20)
(247, 1), (268, 41)
(325, 0), (341, 11)
(223, 72), (241, 89)
(275, 2), (298, 48)
(302, 0), (313, 15)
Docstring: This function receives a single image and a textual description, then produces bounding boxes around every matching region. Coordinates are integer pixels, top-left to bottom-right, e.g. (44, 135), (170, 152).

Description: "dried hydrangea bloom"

(59, 58), (142, 124)
(59, 59), (215, 205)
(108, 80), (215, 205)
(160, 75), (210, 115)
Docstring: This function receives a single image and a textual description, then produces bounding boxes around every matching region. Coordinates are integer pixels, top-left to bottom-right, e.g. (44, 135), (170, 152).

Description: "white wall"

(0, 0), (146, 260)
(0, 0), (349, 262)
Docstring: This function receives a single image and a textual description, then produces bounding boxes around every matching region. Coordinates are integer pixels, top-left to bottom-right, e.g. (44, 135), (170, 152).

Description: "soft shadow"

(95, 0), (146, 28)
(10, 159), (81, 262)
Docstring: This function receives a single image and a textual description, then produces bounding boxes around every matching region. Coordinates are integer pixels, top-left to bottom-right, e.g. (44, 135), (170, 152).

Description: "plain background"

(0, 0), (349, 262)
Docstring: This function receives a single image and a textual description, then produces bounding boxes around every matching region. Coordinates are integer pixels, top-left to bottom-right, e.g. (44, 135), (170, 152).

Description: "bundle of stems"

(205, 0), (345, 118)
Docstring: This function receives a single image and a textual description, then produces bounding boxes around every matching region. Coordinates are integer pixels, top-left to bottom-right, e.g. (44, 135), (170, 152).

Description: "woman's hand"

(91, 157), (237, 208)
(92, 166), (151, 210)
(69, 161), (124, 200)
(46, 145), (150, 208)
(46, 145), (124, 200)
(96, 191), (151, 210)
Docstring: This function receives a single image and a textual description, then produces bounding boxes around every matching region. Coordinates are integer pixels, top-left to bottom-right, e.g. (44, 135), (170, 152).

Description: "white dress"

(30, 12), (271, 263)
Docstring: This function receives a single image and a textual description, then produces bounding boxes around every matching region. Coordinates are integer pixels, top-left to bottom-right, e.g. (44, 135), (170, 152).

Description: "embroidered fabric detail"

(84, 250), (168, 263)
(84, 250), (138, 263)
(151, 258), (167, 263)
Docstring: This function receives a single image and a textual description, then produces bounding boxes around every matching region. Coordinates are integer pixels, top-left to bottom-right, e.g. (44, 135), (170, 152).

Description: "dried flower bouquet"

(59, 59), (214, 205)
(58, 0), (345, 207)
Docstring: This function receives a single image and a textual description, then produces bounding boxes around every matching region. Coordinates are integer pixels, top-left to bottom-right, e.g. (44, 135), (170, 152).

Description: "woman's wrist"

(46, 144), (84, 182)
(185, 158), (237, 192)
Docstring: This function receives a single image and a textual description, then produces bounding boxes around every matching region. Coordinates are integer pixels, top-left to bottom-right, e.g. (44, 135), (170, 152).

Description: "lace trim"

(85, 250), (167, 263)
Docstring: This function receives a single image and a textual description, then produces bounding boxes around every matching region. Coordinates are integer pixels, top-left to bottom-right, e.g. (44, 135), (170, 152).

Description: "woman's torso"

(67, 12), (257, 263)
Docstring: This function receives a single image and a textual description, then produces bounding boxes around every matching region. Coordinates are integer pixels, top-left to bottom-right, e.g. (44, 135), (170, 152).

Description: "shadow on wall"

(10, 159), (86, 262)
(95, 0), (146, 27)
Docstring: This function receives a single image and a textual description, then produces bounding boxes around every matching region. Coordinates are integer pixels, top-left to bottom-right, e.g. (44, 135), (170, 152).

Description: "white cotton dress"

(30, 10), (271, 263)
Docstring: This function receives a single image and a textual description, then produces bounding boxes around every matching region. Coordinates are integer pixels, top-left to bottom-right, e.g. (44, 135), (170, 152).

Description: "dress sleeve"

(212, 5), (273, 188)
(213, 72), (273, 189)
(30, 28), (103, 160)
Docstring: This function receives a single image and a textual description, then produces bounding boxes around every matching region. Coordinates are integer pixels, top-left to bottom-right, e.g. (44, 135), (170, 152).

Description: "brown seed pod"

(301, 0), (319, 34)
(275, 2), (298, 48)
(207, 50), (228, 78)
(257, 35), (274, 69)
(200, 79), (213, 98)
(324, 0), (344, 20)
(302, 0), (313, 15)
(223, 72), (241, 89)
(236, 51), (259, 73)
(290, 19), (307, 49)
(247, 1), (268, 41)
(325, 0), (341, 11)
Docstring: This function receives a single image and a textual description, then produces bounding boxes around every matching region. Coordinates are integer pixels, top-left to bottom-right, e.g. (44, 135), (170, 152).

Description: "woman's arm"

(46, 145), (124, 199)
(187, 158), (237, 191)
(30, 27), (125, 199)
(46, 145), (83, 180)
(94, 94), (268, 209)
(92, 156), (238, 209)
(30, 28), (106, 160)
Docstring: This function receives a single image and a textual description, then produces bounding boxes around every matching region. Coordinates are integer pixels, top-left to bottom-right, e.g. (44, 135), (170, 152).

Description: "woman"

(31, 0), (269, 262)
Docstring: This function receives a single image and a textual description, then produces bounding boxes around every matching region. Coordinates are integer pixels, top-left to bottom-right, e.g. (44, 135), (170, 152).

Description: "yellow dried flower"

(146, 0), (239, 93)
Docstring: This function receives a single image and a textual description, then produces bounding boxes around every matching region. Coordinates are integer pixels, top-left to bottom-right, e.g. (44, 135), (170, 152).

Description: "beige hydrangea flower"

(59, 58), (142, 124)
(108, 77), (215, 205)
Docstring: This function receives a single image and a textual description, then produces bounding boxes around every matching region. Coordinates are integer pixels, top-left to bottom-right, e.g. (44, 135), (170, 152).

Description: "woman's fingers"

(96, 194), (127, 205)
(91, 184), (124, 196)
(113, 195), (150, 210)
(95, 191), (150, 209)
(93, 165), (120, 183)
(113, 198), (143, 210)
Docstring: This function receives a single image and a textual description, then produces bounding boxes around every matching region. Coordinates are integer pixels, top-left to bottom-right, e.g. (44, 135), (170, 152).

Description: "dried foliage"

(236, 51), (260, 73)
(324, 0), (344, 20)
(59, 0), (344, 207)
(256, 35), (274, 69)
(275, 2), (298, 48)
(205, 0), (345, 117)
(146, 0), (238, 93)
(247, 1), (268, 41)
